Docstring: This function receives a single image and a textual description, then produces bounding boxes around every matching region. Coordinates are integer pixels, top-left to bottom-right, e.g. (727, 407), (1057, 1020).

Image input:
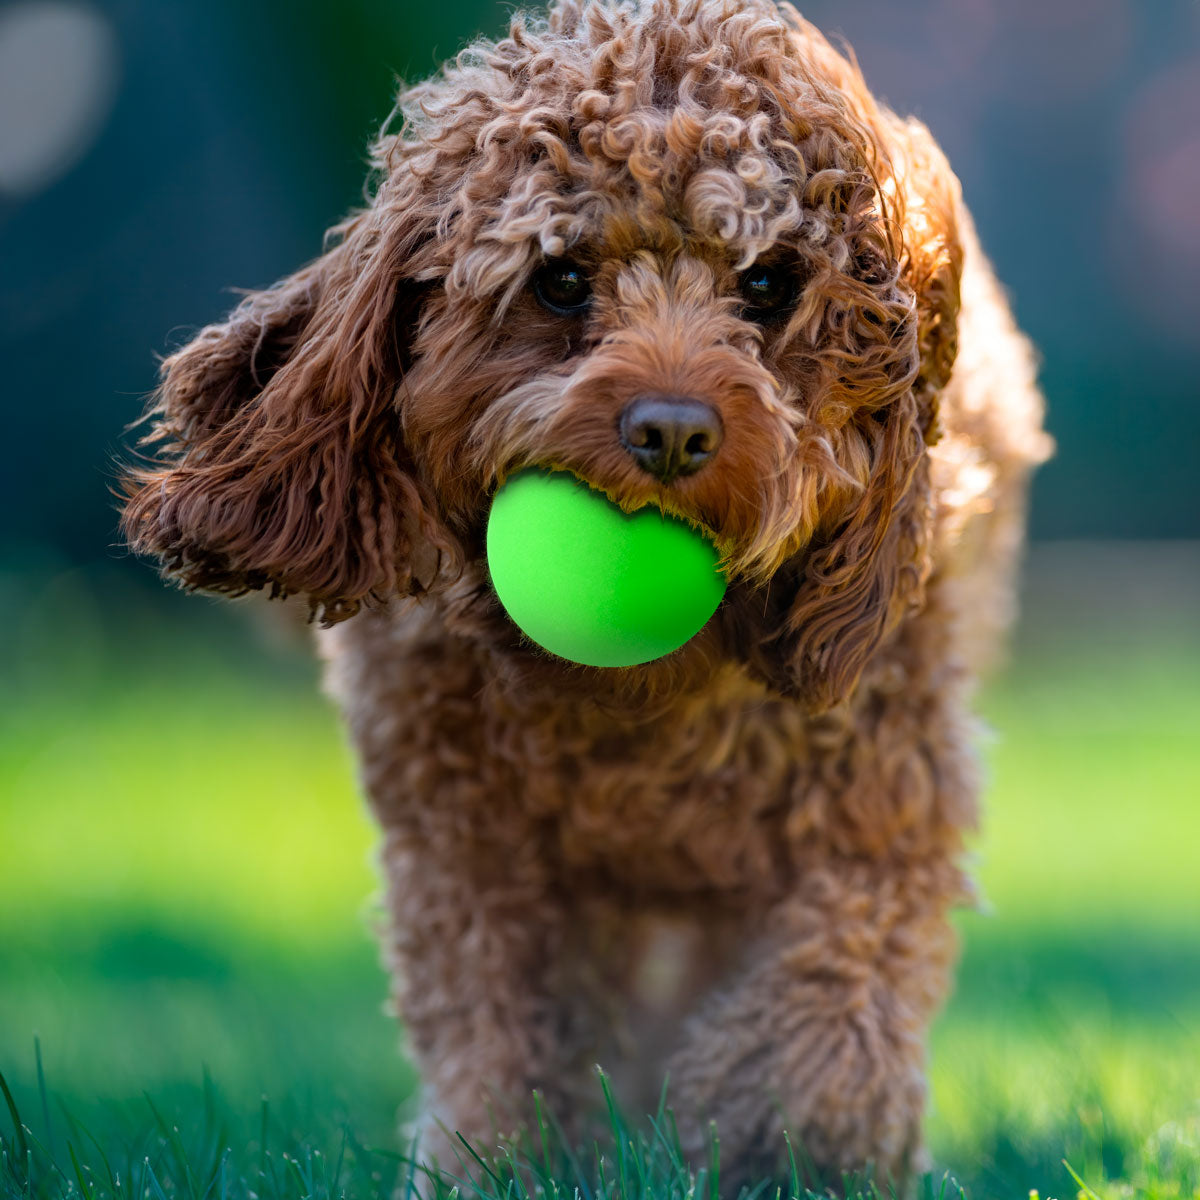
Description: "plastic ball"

(485, 468), (727, 668)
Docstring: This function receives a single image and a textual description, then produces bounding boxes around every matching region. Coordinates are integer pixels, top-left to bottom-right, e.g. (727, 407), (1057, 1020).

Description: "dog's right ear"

(120, 210), (461, 622)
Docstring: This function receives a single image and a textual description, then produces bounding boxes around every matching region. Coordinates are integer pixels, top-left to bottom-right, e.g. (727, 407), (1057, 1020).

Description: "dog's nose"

(618, 394), (724, 484)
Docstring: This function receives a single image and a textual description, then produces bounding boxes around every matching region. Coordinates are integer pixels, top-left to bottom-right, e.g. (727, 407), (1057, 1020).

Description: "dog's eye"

(533, 261), (593, 316)
(738, 265), (795, 320)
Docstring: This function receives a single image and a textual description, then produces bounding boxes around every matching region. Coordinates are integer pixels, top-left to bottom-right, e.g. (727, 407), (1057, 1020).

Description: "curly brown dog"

(121, 0), (1050, 1187)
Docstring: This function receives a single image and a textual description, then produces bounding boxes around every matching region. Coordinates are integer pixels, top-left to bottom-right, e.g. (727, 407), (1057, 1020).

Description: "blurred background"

(1, 1), (1197, 1196)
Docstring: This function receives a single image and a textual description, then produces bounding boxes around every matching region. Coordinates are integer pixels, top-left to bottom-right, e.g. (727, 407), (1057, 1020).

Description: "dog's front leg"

(374, 813), (588, 1173)
(663, 854), (964, 1191)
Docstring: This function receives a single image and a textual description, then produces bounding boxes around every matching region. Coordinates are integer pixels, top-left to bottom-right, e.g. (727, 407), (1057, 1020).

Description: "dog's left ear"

(120, 200), (461, 622)
(756, 116), (963, 712)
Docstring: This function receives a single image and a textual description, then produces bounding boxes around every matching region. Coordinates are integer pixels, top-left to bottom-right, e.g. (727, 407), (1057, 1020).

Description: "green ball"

(486, 468), (727, 668)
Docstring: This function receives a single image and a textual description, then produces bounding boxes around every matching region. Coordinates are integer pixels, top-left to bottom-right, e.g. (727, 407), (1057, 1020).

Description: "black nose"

(618, 394), (724, 484)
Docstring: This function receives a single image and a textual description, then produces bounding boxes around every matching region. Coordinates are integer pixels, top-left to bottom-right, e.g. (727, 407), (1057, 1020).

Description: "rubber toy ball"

(485, 468), (728, 668)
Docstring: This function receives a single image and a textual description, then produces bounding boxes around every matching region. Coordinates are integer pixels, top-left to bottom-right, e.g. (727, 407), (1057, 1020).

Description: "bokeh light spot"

(0, 1), (119, 198)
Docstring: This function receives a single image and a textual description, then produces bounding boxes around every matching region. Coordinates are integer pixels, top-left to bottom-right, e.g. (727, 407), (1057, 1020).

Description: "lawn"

(1, 547), (1198, 1199)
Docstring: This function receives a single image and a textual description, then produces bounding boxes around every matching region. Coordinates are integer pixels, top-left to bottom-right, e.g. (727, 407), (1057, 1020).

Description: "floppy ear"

(120, 209), (460, 623)
(755, 115), (963, 712)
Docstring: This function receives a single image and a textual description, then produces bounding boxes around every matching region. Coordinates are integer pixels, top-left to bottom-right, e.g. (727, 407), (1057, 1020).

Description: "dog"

(121, 0), (1051, 1187)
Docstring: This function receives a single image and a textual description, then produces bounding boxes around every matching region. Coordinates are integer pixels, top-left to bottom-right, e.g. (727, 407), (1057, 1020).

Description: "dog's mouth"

(489, 459), (729, 551)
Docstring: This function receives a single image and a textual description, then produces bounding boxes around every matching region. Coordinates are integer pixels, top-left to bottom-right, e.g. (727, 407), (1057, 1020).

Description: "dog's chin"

(498, 629), (737, 717)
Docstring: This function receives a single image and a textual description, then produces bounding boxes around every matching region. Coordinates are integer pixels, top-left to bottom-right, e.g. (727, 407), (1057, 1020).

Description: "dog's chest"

(322, 612), (819, 893)
(519, 703), (808, 893)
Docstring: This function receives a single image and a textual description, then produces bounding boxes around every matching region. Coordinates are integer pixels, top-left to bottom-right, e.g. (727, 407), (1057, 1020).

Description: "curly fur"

(121, 0), (1051, 1188)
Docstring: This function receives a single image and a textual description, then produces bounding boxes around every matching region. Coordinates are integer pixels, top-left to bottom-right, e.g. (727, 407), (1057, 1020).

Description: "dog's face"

(122, 0), (963, 711)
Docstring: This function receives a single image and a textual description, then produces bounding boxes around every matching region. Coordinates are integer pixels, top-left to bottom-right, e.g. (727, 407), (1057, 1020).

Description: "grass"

(1, 548), (1198, 1198)
(0, 1060), (982, 1200)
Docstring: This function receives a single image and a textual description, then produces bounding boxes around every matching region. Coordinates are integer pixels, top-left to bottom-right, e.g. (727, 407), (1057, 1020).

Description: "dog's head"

(121, 0), (963, 712)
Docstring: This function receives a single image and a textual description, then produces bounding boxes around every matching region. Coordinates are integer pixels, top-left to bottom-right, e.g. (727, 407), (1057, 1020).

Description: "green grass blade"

(707, 1122), (719, 1200)
(0, 1067), (30, 1174)
(532, 1092), (553, 1184)
(143, 1156), (172, 1200)
(144, 1093), (201, 1200)
(543, 1105), (592, 1200)
(33, 1041), (53, 1170)
(1063, 1159), (1106, 1200)
(455, 1130), (506, 1192)
(258, 1095), (270, 1177)
(66, 1106), (117, 1199)
(66, 1137), (96, 1200)
(596, 1069), (634, 1200)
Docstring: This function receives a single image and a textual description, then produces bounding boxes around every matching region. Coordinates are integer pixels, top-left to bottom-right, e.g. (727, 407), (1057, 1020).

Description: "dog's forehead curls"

(379, 0), (952, 589)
